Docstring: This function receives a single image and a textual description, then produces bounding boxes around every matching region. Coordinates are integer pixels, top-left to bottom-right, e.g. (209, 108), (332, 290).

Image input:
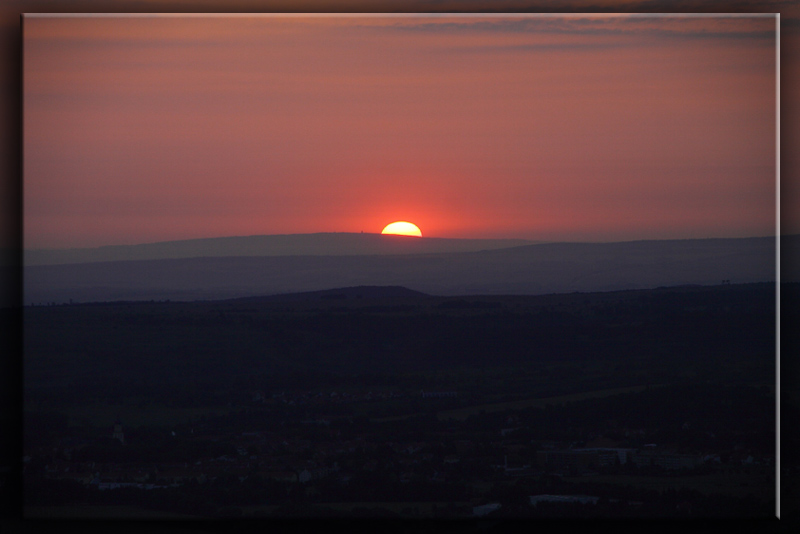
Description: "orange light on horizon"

(381, 221), (422, 237)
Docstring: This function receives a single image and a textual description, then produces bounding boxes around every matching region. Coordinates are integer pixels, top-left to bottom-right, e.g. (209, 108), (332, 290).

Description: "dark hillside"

(24, 232), (535, 265)
(22, 283), (778, 519)
(227, 285), (429, 302)
(24, 283), (776, 400)
(23, 236), (777, 304)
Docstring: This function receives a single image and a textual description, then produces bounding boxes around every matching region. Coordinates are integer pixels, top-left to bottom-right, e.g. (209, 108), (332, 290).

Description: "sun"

(381, 221), (422, 237)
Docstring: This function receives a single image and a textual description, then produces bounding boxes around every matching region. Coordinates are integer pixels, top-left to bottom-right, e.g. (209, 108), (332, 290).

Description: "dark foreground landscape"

(23, 282), (778, 519)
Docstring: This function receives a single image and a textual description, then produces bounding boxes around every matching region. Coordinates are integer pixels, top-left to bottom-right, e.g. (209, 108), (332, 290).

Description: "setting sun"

(381, 221), (422, 237)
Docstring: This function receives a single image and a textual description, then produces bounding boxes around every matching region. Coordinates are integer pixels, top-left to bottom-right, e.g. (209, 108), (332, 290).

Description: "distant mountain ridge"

(24, 232), (537, 266)
(23, 235), (780, 305)
(227, 285), (429, 302)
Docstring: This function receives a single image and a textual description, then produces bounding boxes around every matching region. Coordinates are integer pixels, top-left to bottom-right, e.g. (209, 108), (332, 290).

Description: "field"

(25, 504), (199, 518)
(58, 401), (233, 430)
(436, 384), (659, 421)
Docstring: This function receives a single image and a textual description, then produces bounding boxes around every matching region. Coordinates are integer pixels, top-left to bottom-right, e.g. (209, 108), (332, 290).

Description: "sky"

(23, 13), (777, 249)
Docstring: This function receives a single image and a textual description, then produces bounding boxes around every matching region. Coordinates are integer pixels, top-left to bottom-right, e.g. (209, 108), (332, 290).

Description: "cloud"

(366, 14), (776, 41)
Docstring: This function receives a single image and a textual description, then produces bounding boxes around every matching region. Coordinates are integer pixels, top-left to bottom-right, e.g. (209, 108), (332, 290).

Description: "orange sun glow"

(381, 221), (422, 237)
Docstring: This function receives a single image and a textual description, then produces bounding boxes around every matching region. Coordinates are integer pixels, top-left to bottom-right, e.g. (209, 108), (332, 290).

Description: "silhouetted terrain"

(22, 282), (777, 519)
(24, 232), (536, 266)
(25, 282), (775, 392)
(227, 285), (429, 302)
(23, 235), (778, 304)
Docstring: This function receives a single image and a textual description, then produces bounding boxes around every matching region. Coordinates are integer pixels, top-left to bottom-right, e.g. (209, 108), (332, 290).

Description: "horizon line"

(22, 231), (781, 252)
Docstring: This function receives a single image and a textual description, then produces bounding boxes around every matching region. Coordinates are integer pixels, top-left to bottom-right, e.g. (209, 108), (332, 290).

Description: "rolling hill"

(23, 235), (778, 304)
(24, 233), (536, 266)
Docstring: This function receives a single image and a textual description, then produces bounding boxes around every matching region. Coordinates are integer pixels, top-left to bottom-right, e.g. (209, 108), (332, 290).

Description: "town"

(24, 379), (775, 518)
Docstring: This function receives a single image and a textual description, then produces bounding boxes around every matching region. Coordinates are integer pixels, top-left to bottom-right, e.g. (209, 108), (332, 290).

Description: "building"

(111, 420), (125, 444)
(632, 450), (703, 471)
(472, 503), (501, 517)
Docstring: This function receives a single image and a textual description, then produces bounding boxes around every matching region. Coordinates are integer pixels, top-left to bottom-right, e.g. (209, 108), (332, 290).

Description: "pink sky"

(23, 14), (777, 248)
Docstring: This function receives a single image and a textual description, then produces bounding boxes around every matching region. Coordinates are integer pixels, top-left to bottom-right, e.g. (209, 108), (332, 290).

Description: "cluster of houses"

(24, 384), (774, 519)
(26, 412), (770, 498)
